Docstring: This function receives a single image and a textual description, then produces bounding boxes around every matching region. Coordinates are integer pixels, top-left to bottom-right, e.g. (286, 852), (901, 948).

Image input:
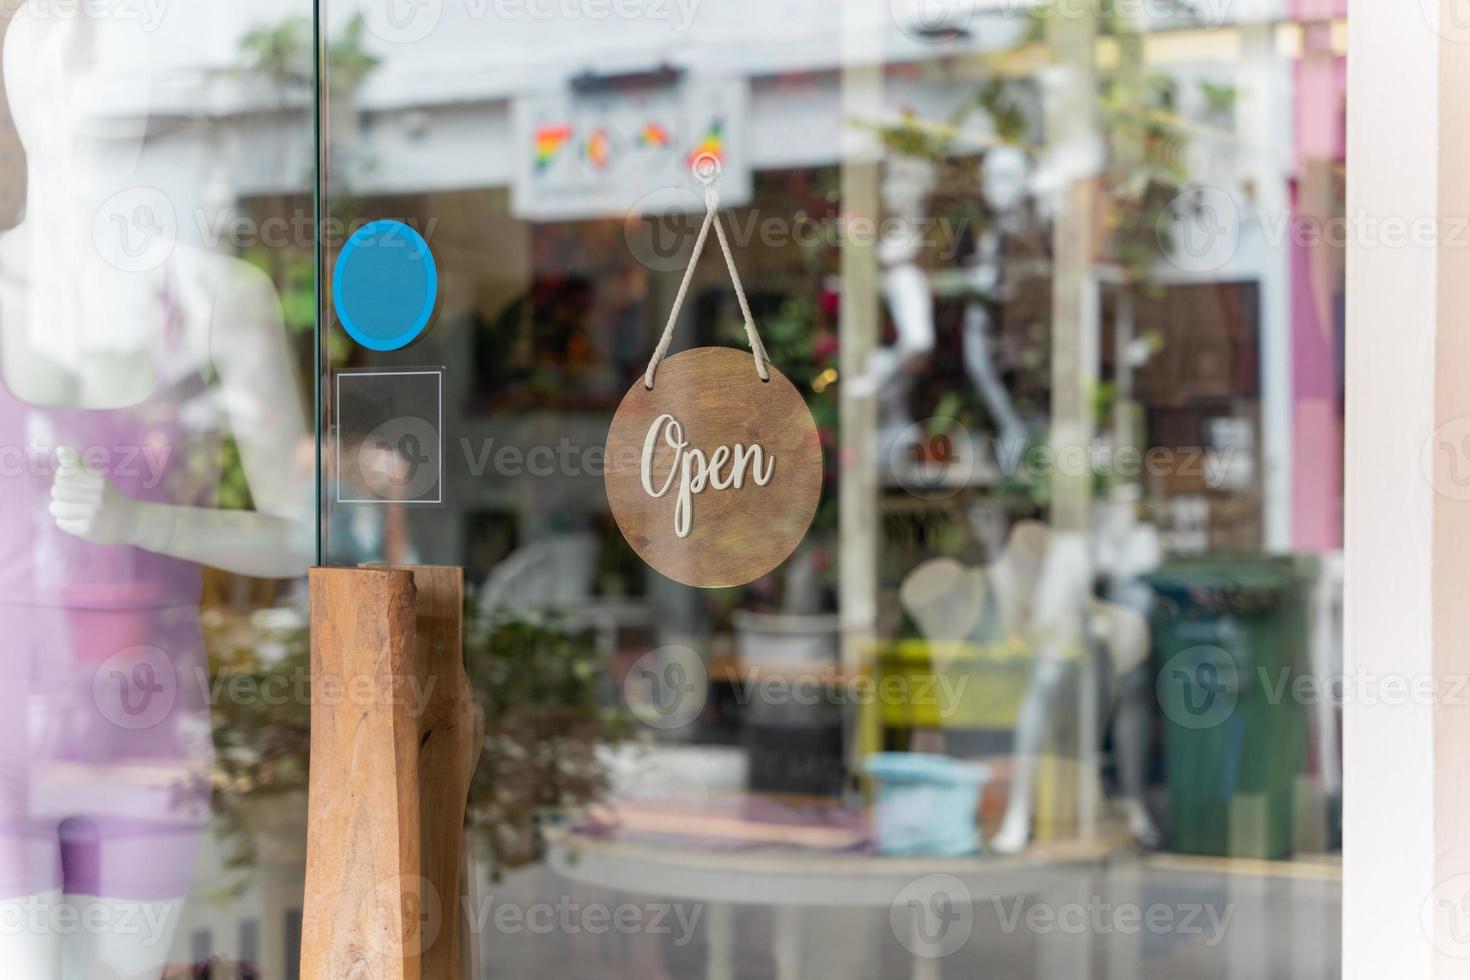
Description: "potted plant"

(205, 599), (629, 887)
(463, 609), (631, 876)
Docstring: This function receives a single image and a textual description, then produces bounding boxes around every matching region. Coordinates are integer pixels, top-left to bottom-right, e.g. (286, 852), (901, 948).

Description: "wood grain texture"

(303, 566), (476, 980)
(369, 564), (480, 980)
(303, 567), (423, 980)
(604, 347), (823, 588)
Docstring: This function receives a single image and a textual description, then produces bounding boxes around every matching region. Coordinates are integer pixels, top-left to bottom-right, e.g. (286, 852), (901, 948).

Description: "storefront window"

(0, 0), (1347, 974)
(317, 0), (1346, 976)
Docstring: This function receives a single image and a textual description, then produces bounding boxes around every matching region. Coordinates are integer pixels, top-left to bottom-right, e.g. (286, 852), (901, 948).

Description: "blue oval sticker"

(333, 219), (439, 352)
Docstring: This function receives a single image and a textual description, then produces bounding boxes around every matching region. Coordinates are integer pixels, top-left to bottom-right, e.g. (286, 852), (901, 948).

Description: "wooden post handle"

(302, 566), (478, 980)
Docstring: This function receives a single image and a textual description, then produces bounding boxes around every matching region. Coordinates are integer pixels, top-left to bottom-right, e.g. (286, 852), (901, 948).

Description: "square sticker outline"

(334, 368), (445, 506)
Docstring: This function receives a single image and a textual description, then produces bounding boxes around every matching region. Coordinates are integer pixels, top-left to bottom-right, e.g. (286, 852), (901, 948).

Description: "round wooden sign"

(604, 347), (823, 589)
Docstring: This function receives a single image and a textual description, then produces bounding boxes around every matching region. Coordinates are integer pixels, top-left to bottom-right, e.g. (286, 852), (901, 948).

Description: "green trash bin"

(1145, 556), (1316, 860)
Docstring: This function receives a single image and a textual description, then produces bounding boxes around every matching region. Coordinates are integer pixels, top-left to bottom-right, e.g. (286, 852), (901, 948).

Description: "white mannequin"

(961, 145), (1033, 455)
(863, 142), (1043, 473)
(863, 153), (938, 448)
(988, 497), (1163, 854)
(0, 6), (310, 976)
(900, 507), (1163, 856)
(945, 144), (1163, 852)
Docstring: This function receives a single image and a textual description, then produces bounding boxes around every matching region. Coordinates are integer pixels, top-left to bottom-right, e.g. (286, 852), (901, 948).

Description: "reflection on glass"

(310, 1), (1343, 978)
(0, 2), (314, 976)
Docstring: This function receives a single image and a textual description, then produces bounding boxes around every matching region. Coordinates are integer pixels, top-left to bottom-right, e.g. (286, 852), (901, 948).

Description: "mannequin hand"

(50, 446), (140, 546)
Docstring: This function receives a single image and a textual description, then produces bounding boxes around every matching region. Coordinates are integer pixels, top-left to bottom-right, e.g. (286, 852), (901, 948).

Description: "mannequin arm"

(49, 455), (305, 578)
(50, 260), (314, 579)
(51, 446), (310, 578)
(131, 502), (307, 579)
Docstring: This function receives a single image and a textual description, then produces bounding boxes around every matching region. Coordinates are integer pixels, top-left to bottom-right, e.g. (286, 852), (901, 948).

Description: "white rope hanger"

(642, 187), (771, 390)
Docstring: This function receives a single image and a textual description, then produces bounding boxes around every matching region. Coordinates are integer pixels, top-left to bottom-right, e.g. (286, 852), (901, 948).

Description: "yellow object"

(866, 639), (1033, 733)
(1035, 754), (1084, 840)
(858, 640), (1096, 836)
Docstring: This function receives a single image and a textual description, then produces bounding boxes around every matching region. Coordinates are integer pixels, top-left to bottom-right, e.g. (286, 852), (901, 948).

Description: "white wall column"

(1345, 0), (1470, 973)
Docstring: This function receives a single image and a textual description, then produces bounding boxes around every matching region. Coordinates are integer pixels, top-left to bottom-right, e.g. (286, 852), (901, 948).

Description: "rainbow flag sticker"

(637, 122), (671, 148)
(585, 128), (612, 170)
(534, 124), (573, 172)
(687, 119), (725, 167)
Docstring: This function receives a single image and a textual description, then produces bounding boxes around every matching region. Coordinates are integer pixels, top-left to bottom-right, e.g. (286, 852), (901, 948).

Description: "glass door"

(0, 1), (319, 977)
(319, 1), (1345, 976)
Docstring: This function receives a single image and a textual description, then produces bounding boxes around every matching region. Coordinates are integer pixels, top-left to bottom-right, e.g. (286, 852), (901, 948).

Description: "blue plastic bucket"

(863, 753), (990, 856)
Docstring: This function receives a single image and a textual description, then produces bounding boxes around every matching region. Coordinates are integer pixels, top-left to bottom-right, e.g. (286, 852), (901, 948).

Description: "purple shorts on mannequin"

(0, 602), (211, 902)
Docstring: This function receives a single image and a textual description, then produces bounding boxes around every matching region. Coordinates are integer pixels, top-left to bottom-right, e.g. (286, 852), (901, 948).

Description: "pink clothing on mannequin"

(0, 284), (217, 901)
